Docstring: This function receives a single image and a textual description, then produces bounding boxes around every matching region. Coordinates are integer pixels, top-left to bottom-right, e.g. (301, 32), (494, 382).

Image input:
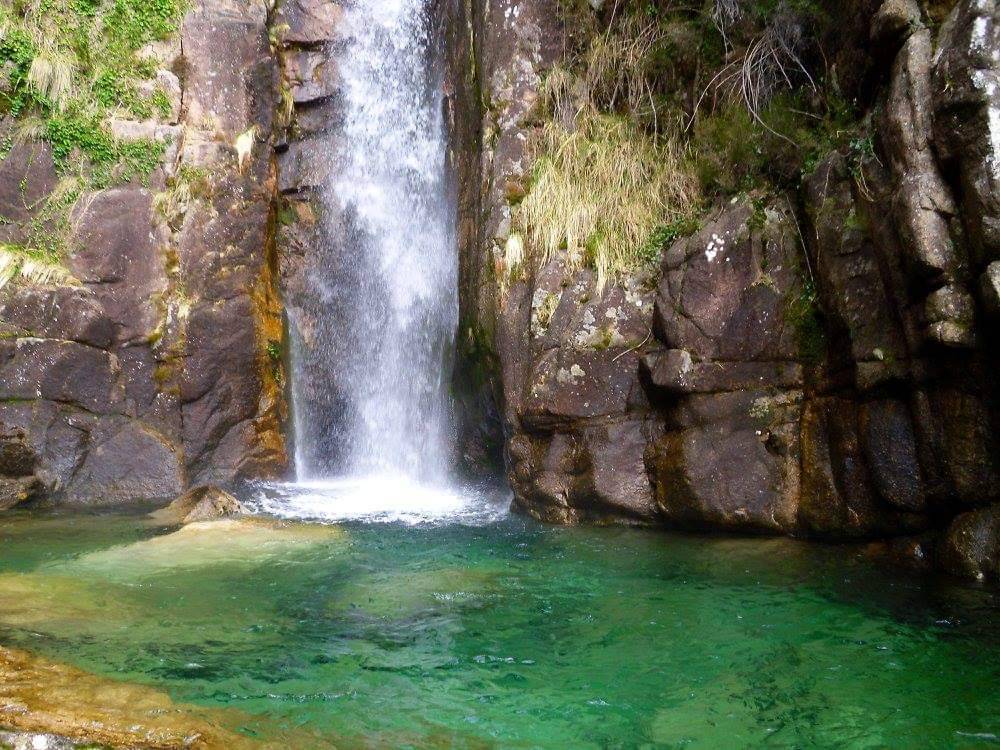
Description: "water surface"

(0, 503), (996, 748)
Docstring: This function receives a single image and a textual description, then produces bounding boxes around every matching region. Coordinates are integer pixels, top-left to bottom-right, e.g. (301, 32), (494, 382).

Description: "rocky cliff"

(454, 0), (1000, 581)
(0, 0), (288, 507)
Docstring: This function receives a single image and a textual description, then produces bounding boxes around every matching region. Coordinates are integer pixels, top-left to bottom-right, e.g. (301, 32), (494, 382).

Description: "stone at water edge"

(151, 485), (249, 525)
(937, 504), (1000, 583)
(0, 731), (76, 750)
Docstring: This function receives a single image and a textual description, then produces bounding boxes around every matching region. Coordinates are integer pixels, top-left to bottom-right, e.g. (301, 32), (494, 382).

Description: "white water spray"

(267, 0), (499, 523)
(291, 0), (456, 484)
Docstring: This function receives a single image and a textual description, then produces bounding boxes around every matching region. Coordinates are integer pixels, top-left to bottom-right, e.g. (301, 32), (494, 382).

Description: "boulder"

(152, 485), (249, 525)
(937, 504), (1000, 582)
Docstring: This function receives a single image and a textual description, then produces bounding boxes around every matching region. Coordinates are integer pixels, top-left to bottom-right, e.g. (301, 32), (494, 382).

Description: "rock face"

(453, 0), (1000, 580)
(0, 0), (289, 506)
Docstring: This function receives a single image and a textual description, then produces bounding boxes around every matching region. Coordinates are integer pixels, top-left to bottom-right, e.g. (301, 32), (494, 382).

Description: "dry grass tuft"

(27, 47), (77, 109)
(0, 246), (77, 289)
(513, 107), (698, 290)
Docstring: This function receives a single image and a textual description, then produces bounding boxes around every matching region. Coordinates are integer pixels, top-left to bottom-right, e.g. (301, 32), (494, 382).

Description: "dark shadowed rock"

(0, 425), (41, 511)
(980, 260), (1000, 318)
(649, 390), (801, 534)
(152, 485), (249, 524)
(938, 504), (1000, 582)
(62, 420), (183, 506)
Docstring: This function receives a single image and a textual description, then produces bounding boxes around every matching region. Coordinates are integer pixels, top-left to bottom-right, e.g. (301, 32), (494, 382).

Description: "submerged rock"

(152, 485), (249, 525)
(0, 644), (256, 749)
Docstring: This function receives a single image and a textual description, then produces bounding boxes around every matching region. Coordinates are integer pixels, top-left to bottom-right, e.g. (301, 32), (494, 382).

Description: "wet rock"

(803, 154), (909, 386)
(938, 504), (1000, 582)
(278, 0), (343, 45)
(509, 420), (660, 524)
(799, 397), (926, 537)
(277, 135), (336, 193)
(287, 49), (339, 104)
(649, 390), (801, 534)
(859, 399), (925, 512)
(153, 485), (248, 524)
(864, 534), (936, 572)
(0, 644), (259, 748)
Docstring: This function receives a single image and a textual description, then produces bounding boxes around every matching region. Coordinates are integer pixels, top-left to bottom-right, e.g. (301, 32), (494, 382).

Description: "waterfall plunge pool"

(0, 501), (997, 748)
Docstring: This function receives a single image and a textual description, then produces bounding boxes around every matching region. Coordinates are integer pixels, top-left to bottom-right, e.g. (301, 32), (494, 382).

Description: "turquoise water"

(0, 504), (997, 748)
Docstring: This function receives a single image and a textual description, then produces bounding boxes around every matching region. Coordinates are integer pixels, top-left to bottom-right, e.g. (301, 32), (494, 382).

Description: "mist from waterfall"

(290, 0), (457, 488)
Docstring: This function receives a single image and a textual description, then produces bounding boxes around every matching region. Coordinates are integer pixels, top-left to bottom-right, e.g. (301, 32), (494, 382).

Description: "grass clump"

(511, 0), (867, 290)
(0, 244), (76, 289)
(154, 165), (213, 228)
(514, 109), (698, 290)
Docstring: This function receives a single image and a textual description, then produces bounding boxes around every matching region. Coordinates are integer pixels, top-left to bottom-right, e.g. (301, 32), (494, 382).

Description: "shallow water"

(0, 500), (997, 748)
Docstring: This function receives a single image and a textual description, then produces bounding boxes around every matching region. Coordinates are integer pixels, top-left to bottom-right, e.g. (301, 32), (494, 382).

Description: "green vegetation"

(0, 0), (184, 264)
(513, 0), (867, 288)
(786, 279), (826, 363)
(514, 109), (698, 290)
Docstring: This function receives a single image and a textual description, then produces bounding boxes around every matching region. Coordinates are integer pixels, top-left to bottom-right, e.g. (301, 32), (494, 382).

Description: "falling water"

(291, 0), (457, 487)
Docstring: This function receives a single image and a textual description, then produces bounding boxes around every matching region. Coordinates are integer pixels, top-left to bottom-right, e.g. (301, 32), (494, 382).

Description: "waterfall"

(291, 0), (457, 485)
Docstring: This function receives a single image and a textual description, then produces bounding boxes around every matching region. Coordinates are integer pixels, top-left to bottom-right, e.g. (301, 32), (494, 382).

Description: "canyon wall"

(456, 0), (1000, 581)
(0, 0), (288, 508)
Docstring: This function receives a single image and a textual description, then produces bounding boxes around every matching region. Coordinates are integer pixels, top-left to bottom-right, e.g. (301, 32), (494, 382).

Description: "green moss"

(786, 280), (826, 365)
(641, 214), (701, 263)
(456, 321), (499, 391)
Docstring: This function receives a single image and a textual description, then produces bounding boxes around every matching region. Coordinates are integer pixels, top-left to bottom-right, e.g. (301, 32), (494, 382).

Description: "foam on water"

(251, 477), (510, 527)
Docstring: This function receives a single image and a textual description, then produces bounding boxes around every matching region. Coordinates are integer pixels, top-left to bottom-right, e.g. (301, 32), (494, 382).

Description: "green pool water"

(0, 503), (997, 748)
